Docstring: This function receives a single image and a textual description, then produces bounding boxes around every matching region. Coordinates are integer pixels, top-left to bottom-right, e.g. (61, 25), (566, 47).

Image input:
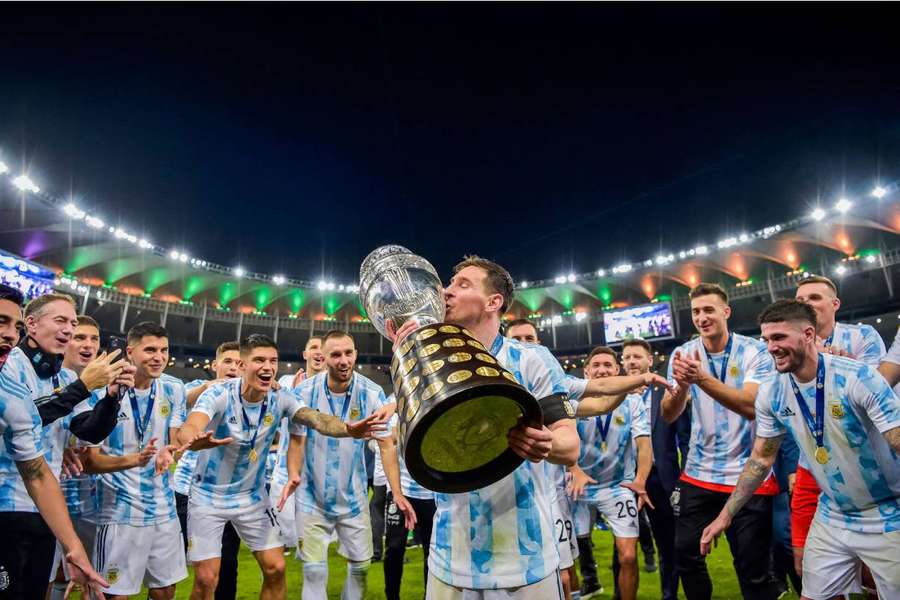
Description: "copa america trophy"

(359, 245), (542, 493)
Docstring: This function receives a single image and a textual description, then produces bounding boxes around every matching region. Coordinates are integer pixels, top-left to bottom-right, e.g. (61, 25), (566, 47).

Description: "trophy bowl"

(360, 245), (543, 493)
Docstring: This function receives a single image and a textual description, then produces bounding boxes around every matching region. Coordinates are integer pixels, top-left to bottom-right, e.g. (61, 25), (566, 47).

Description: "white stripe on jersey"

(755, 354), (900, 533)
(828, 322), (886, 368)
(575, 393), (650, 496)
(190, 378), (304, 510)
(172, 379), (208, 496)
(294, 372), (389, 519)
(0, 348), (80, 512)
(94, 373), (186, 525)
(429, 334), (565, 589)
(667, 333), (774, 486)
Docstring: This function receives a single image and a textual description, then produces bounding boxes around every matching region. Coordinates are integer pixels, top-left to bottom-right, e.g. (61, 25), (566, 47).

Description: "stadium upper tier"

(3, 169), (900, 355)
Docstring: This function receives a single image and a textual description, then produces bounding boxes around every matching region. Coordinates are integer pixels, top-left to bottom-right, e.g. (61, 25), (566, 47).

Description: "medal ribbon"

(238, 386), (269, 449)
(596, 413), (613, 450)
(789, 353), (826, 452)
(704, 334), (734, 383)
(323, 374), (355, 421)
(128, 381), (156, 442)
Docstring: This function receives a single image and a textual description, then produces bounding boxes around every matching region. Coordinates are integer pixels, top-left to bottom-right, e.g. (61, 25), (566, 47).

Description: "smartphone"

(107, 335), (127, 356)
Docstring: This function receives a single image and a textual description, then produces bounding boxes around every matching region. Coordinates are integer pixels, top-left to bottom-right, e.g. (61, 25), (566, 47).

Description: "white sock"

(341, 560), (369, 600)
(302, 562), (328, 600)
(49, 581), (68, 600)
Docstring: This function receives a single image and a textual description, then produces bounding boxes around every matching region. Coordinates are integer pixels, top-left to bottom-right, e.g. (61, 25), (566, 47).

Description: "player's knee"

(193, 564), (220, 591)
(348, 560), (370, 577)
(260, 554), (286, 580)
(148, 585), (176, 600)
(303, 561), (328, 585)
(618, 545), (638, 567)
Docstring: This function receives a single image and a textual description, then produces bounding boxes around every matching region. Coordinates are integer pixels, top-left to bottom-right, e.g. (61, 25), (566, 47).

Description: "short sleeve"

(743, 344), (775, 385)
(523, 345), (568, 400)
(193, 386), (227, 420)
(0, 373), (44, 462)
(631, 396), (650, 438)
(281, 389), (307, 436)
(856, 325), (887, 369)
(171, 380), (187, 428)
(184, 379), (206, 392)
(754, 380), (786, 438)
(564, 376), (587, 403)
(851, 364), (900, 434)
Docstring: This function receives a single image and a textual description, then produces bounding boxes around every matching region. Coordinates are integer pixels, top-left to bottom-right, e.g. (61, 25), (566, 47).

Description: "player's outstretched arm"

(576, 373), (671, 417)
(81, 442), (158, 473)
(699, 434), (783, 555)
(884, 426), (900, 453)
(292, 408), (386, 439)
(176, 412), (232, 452)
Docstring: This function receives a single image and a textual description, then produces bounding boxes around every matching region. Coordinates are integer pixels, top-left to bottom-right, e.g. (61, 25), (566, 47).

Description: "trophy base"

(403, 381), (542, 494)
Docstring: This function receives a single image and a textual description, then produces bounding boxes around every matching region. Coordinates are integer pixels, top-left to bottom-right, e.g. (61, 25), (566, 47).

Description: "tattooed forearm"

(293, 407), (349, 438)
(16, 457), (46, 482)
(884, 426), (900, 454)
(760, 435), (783, 458)
(725, 458), (770, 517)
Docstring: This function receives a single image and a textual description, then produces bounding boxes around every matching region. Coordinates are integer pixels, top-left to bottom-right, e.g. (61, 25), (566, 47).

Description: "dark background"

(2, 2), (899, 284)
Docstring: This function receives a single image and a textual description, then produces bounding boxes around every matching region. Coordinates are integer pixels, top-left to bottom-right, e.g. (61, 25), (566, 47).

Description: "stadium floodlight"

(326, 282), (335, 291)
(872, 186), (887, 199)
(12, 174), (40, 193)
(834, 264), (847, 276)
(694, 245), (709, 255)
(520, 280), (529, 288)
(810, 207), (826, 221)
(317, 280), (327, 291)
(678, 251), (687, 259)
(554, 275), (566, 284)
(179, 253), (189, 263)
(864, 254), (877, 264)
(835, 198), (852, 214)
(612, 263), (632, 274)
(566, 273), (576, 283)
(86, 216), (104, 229)
(0, 161), (8, 174)
(63, 203), (85, 219)
(738, 233), (750, 243)
(233, 267), (245, 278)
(596, 269), (605, 277)
(643, 259), (653, 267)
(138, 238), (152, 249)
(273, 275), (286, 286)
(169, 250), (180, 260)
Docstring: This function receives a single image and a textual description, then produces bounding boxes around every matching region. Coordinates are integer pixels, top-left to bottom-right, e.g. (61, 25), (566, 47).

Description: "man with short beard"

(0, 293), (131, 600)
(701, 298), (900, 599)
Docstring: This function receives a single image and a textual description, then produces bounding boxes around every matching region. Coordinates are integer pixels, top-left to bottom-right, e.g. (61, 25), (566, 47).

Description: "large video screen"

(0, 252), (56, 300)
(602, 301), (673, 344)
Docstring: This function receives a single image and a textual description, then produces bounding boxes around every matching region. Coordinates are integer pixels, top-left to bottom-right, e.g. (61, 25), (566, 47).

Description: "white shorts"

(50, 517), (96, 582)
(93, 519), (187, 595)
(269, 479), (298, 547)
(425, 570), (564, 600)
(188, 499), (284, 562)
(802, 517), (900, 599)
(572, 500), (595, 538)
(299, 506), (372, 563)
(553, 491), (579, 570)
(586, 486), (639, 539)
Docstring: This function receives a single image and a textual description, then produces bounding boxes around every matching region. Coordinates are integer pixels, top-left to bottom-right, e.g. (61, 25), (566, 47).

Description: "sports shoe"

(580, 583), (604, 599)
(644, 552), (658, 572)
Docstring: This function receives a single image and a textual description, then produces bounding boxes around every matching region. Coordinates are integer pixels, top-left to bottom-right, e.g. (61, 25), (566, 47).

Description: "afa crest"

(159, 402), (171, 417)
(263, 413), (275, 426)
(349, 407), (361, 420)
(728, 364), (740, 379)
(615, 415), (626, 426)
(830, 404), (845, 419)
(107, 568), (119, 584)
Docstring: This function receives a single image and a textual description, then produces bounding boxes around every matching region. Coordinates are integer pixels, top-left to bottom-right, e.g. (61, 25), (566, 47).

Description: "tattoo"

(16, 457), (46, 481)
(725, 458), (770, 517)
(760, 435), (783, 458)
(293, 407), (349, 438)
(884, 426), (900, 453)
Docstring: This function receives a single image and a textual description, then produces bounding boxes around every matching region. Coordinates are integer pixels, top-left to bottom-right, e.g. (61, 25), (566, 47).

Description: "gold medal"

(249, 448), (258, 463)
(814, 446), (829, 464)
(601, 441), (608, 453)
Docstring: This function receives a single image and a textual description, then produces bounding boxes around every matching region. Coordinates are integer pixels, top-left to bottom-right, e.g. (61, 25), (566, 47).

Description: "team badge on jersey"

(830, 403), (845, 418)
(615, 414), (626, 426)
(107, 568), (119, 584)
(263, 413), (275, 426)
(729, 364), (740, 379)
(159, 402), (171, 417)
(349, 406), (360, 420)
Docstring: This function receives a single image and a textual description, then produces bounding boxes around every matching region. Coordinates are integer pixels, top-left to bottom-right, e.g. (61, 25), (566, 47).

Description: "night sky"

(2, 3), (900, 285)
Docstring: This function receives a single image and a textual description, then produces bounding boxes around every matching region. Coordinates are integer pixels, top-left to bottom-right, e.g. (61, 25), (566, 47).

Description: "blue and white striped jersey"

(60, 434), (97, 520)
(382, 407), (435, 501)
(667, 333), (774, 486)
(0, 371), (42, 463)
(190, 379), (304, 509)
(755, 354), (900, 533)
(93, 373), (186, 525)
(172, 379), (207, 496)
(429, 334), (567, 589)
(0, 347), (79, 513)
(826, 322), (886, 369)
(294, 372), (390, 519)
(270, 417), (292, 487)
(575, 393), (650, 495)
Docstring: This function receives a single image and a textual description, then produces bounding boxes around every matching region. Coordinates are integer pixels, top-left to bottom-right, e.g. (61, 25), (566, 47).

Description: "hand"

(386, 319), (419, 352)
(507, 418), (553, 463)
(393, 494), (418, 530)
(177, 431), (234, 453)
(788, 472), (796, 495)
(671, 350), (707, 385)
(622, 480), (655, 511)
(370, 401), (397, 423)
(793, 547), (803, 577)
(64, 544), (108, 600)
(135, 437), (158, 468)
(277, 474), (301, 511)
(154, 444), (177, 476)
(61, 447), (86, 478)
(79, 350), (128, 392)
(291, 369), (306, 389)
(642, 372), (674, 393)
(567, 467), (596, 500)
(346, 414), (388, 439)
(700, 511), (732, 556)
(107, 363), (136, 397)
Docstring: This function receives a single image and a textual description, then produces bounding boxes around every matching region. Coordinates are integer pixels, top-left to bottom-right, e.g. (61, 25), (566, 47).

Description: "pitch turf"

(165, 529), (800, 599)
